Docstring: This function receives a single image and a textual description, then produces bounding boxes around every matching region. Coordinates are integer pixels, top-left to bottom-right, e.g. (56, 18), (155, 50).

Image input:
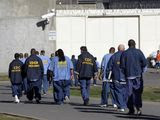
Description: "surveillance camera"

(36, 19), (49, 30)
(41, 12), (55, 19)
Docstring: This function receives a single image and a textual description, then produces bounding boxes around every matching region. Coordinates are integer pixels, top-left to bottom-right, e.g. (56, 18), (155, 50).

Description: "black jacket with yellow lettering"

(9, 59), (24, 85)
(76, 51), (98, 79)
(25, 55), (44, 80)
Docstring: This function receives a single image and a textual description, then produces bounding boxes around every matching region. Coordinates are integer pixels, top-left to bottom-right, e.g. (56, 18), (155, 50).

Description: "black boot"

(83, 98), (89, 106)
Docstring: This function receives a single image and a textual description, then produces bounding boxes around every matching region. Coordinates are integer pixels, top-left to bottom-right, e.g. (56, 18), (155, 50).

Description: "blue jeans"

(42, 75), (49, 93)
(27, 79), (42, 101)
(101, 82), (110, 105)
(53, 80), (71, 104)
(79, 79), (91, 101)
(127, 77), (143, 111)
(11, 84), (22, 97)
(155, 62), (160, 69)
(23, 78), (28, 93)
(93, 79), (97, 85)
(74, 73), (79, 86)
(101, 82), (116, 105)
(114, 82), (127, 109)
(110, 83), (117, 105)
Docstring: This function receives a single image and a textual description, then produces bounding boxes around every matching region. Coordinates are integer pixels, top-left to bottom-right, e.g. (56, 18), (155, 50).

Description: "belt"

(115, 80), (126, 84)
(29, 79), (38, 82)
(103, 79), (113, 82)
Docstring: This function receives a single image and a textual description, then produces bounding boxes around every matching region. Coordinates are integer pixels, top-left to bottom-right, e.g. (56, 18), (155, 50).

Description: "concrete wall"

(56, 4), (97, 10)
(56, 16), (139, 62)
(0, 0), (56, 73)
(56, 10), (160, 63)
(140, 15), (160, 58)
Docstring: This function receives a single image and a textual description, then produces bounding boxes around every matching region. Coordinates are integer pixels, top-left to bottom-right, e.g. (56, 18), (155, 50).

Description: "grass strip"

(0, 113), (38, 120)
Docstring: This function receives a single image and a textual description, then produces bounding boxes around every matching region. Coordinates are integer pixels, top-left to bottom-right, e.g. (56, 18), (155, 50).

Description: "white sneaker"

(119, 109), (125, 112)
(137, 108), (142, 116)
(14, 95), (20, 103)
(64, 96), (70, 103)
(113, 104), (117, 108)
(100, 104), (107, 107)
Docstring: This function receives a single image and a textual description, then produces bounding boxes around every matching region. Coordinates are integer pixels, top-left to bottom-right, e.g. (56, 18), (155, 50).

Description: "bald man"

(107, 44), (127, 112)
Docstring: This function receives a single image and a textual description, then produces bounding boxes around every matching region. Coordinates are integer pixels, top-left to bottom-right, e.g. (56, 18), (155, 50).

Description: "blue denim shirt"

(107, 51), (125, 82)
(101, 53), (113, 81)
(39, 55), (51, 75)
(120, 48), (147, 78)
(49, 56), (73, 81)
(71, 58), (77, 70)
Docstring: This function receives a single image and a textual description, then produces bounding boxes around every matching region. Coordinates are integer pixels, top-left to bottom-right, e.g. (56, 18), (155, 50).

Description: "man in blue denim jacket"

(120, 39), (147, 115)
(107, 44), (127, 112)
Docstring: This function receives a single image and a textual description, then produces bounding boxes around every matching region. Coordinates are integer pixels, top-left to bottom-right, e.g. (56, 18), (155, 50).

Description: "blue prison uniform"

(120, 47), (147, 112)
(9, 59), (24, 97)
(71, 58), (78, 86)
(107, 51), (127, 109)
(101, 53), (116, 105)
(50, 56), (73, 104)
(39, 55), (51, 94)
(24, 54), (44, 101)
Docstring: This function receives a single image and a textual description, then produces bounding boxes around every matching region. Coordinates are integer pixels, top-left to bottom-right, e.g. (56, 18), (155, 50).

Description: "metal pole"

(85, 16), (87, 46)
(138, 15), (141, 49)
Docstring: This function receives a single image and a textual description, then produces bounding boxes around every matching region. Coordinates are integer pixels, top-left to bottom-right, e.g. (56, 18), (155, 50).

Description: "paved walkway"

(143, 68), (160, 86)
(0, 82), (160, 120)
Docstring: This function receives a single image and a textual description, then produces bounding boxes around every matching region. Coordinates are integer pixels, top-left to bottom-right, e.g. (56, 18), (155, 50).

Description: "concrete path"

(143, 68), (160, 86)
(0, 82), (160, 120)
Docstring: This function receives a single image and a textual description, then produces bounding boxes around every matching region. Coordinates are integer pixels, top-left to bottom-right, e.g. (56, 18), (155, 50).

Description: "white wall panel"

(113, 17), (139, 49)
(141, 16), (160, 57)
(56, 16), (139, 62)
(86, 17), (139, 62)
(86, 17), (114, 62)
(56, 17), (85, 58)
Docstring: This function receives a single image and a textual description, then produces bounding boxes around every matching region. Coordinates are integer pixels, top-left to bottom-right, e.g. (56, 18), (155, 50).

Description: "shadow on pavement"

(24, 100), (64, 106)
(70, 102), (114, 108)
(0, 85), (11, 88)
(70, 102), (100, 107)
(75, 106), (117, 112)
(73, 105), (160, 120)
(0, 88), (11, 91)
(0, 100), (56, 105)
(115, 114), (160, 120)
(41, 96), (54, 99)
(0, 100), (14, 103)
(74, 106), (122, 114)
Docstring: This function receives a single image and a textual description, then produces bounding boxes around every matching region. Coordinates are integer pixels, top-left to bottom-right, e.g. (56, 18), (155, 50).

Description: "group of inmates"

(8, 39), (147, 116)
